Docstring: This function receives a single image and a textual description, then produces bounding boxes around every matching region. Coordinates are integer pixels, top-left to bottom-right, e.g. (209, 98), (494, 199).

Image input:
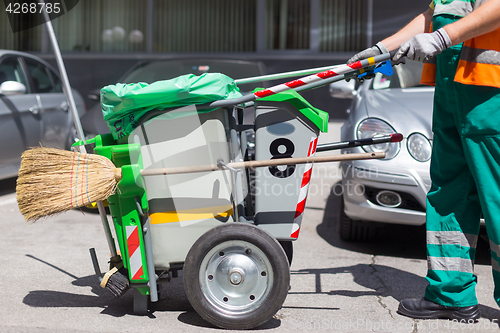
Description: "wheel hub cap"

(229, 270), (243, 285)
(199, 241), (274, 314)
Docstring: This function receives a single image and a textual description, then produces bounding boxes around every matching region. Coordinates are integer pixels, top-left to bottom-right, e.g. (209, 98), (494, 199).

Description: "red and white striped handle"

(203, 53), (391, 109)
(253, 54), (389, 99)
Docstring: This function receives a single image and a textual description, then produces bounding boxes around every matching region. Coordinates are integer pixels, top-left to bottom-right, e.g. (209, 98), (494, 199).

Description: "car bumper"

(341, 162), (430, 226)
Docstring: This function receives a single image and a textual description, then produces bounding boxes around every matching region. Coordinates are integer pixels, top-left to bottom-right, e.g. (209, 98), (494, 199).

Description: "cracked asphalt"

(1, 122), (499, 332)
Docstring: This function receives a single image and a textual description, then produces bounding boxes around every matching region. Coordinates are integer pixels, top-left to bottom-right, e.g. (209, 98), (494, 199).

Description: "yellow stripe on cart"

(150, 205), (233, 224)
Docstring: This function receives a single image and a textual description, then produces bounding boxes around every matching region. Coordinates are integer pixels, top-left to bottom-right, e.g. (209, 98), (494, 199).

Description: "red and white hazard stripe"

(254, 59), (371, 99)
(126, 225), (144, 280)
(291, 136), (318, 238)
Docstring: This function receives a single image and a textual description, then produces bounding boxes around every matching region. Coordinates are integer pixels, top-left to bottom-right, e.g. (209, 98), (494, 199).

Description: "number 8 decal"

(269, 138), (295, 178)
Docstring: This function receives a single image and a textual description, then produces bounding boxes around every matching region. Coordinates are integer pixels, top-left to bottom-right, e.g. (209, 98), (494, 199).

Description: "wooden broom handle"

(131, 152), (384, 177)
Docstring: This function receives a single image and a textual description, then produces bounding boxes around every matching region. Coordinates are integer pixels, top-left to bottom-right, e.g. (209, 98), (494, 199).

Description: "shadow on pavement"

(311, 182), (500, 321)
(289, 264), (500, 322)
(177, 312), (281, 330)
(22, 254), (281, 329)
(290, 264), (427, 301)
(0, 177), (16, 196)
(316, 182), (491, 264)
(23, 278), (133, 317)
(23, 254), (136, 317)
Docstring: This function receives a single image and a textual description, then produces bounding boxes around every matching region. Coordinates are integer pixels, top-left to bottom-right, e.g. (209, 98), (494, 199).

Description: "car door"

(0, 55), (41, 175)
(22, 57), (69, 149)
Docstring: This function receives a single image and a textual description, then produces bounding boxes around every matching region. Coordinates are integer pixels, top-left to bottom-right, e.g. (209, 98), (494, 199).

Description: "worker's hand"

(393, 28), (452, 63)
(347, 42), (388, 64)
(347, 42), (388, 81)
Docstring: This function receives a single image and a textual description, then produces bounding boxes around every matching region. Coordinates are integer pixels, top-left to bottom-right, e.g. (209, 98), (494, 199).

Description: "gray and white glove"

(393, 28), (452, 63)
(347, 42), (388, 64)
(347, 42), (388, 81)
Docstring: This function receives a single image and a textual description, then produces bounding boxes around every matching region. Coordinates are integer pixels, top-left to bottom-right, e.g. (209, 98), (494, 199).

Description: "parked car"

(80, 58), (267, 136)
(0, 50), (86, 180)
(330, 60), (434, 241)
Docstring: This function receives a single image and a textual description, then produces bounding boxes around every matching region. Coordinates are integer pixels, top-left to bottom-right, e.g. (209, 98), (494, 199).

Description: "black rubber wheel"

(183, 223), (290, 329)
(278, 240), (293, 265)
(339, 196), (376, 241)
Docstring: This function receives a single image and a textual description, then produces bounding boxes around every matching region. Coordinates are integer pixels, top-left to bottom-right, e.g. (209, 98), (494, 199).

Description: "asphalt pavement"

(1, 122), (499, 333)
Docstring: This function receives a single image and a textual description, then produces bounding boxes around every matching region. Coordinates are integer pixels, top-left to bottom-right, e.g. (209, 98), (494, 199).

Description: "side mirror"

(329, 80), (356, 99)
(0, 81), (26, 96)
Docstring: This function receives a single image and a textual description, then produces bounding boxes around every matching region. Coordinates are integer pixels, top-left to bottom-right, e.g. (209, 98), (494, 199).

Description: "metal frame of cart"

(83, 53), (399, 329)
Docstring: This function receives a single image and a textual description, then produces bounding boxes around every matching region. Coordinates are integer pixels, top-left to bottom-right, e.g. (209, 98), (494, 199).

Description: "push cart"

(82, 54), (399, 329)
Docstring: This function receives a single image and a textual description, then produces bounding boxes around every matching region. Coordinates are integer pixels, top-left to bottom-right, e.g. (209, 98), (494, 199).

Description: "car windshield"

(371, 60), (425, 90)
(121, 60), (265, 93)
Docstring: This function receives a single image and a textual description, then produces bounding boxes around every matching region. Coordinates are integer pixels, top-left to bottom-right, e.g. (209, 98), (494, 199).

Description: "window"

(154, 0), (256, 52)
(47, 70), (63, 93)
(0, 56), (28, 87)
(372, 73), (392, 90)
(0, 0), (369, 54)
(24, 58), (59, 93)
(320, 0), (367, 52)
(371, 61), (425, 90)
(395, 60), (425, 89)
(267, 0), (310, 50)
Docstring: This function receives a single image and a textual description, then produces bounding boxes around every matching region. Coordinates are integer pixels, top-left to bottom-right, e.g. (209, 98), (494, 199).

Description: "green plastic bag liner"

(101, 73), (242, 139)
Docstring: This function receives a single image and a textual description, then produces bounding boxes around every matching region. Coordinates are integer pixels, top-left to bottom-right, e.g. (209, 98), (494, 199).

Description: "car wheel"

(339, 195), (376, 241)
(183, 223), (290, 329)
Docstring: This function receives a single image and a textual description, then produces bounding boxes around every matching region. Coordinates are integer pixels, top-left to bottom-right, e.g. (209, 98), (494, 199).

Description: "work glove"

(347, 42), (388, 81)
(347, 42), (388, 64)
(393, 28), (452, 63)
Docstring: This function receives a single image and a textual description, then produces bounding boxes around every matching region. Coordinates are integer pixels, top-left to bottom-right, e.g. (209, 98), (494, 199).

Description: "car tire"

(183, 223), (290, 329)
(339, 196), (376, 241)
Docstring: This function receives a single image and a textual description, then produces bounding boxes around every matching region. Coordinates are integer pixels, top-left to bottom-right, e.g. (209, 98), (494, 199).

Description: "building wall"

(1, 0), (429, 119)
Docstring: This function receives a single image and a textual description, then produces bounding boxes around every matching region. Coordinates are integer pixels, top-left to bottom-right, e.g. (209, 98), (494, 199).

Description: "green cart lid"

(254, 89), (329, 133)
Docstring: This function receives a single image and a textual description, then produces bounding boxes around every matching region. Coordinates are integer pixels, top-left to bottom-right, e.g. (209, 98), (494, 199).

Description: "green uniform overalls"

(425, 11), (500, 307)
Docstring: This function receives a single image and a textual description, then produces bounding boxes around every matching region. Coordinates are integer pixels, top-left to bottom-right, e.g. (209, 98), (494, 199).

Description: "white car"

(0, 50), (86, 180)
(331, 60), (434, 241)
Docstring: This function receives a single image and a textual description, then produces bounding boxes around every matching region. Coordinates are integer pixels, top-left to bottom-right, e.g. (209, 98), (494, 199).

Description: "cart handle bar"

(135, 152), (385, 178)
(139, 72), (349, 125)
(235, 64), (347, 85)
(235, 50), (400, 85)
(137, 54), (391, 127)
(316, 133), (403, 152)
(202, 53), (391, 109)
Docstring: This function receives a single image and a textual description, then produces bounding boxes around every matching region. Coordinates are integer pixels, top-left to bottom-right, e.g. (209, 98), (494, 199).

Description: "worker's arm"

(394, 0), (500, 62)
(347, 7), (433, 64)
(443, 0), (500, 45)
(381, 8), (434, 51)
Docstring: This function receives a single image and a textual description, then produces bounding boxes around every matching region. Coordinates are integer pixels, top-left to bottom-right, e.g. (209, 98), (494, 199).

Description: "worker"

(349, 0), (500, 321)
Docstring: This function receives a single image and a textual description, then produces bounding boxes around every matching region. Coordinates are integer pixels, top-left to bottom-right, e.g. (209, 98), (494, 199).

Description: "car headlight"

(407, 133), (432, 162)
(357, 118), (400, 159)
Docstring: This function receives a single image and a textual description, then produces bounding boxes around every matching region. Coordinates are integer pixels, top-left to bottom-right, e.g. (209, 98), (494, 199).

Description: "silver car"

(0, 50), (86, 180)
(330, 60), (434, 241)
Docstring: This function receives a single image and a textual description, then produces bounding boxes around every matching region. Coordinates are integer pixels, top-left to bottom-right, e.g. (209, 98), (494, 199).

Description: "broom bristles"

(100, 266), (130, 297)
(16, 147), (119, 223)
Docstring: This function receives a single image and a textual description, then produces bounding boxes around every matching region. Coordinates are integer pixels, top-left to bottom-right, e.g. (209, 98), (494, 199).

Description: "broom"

(37, 7), (129, 298)
(100, 263), (130, 297)
(16, 147), (118, 223)
(89, 248), (130, 297)
(17, 147), (131, 296)
(16, 146), (385, 222)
